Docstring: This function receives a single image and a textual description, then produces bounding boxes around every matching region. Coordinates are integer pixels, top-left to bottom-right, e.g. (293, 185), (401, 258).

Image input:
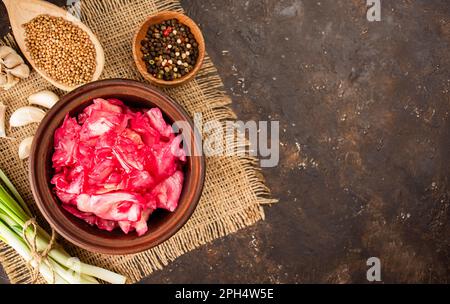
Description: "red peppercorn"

(163, 26), (172, 37)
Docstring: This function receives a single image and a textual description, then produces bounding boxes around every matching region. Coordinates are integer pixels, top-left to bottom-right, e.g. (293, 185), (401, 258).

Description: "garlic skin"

(9, 106), (46, 128)
(28, 90), (59, 109)
(0, 74), (6, 86)
(0, 46), (14, 59)
(2, 53), (24, 69)
(7, 64), (30, 79)
(3, 73), (19, 90)
(0, 102), (6, 138)
(0, 47), (29, 90)
(18, 136), (34, 160)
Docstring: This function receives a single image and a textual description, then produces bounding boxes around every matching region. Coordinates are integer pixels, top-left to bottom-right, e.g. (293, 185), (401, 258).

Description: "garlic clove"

(2, 72), (19, 90)
(28, 90), (59, 109)
(3, 52), (24, 69)
(9, 106), (46, 127)
(18, 136), (34, 160)
(0, 46), (15, 59)
(0, 74), (7, 86)
(0, 47), (27, 90)
(7, 64), (30, 79)
(0, 102), (6, 138)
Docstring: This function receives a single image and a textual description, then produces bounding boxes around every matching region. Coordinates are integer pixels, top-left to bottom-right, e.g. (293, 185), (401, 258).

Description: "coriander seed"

(23, 15), (96, 87)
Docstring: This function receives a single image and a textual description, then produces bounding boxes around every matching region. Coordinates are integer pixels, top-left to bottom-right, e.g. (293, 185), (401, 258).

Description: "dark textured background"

(1, 0), (450, 284)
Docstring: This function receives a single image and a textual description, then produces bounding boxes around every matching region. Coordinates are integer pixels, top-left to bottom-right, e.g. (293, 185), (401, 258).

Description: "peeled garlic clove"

(7, 64), (30, 79)
(28, 90), (59, 109)
(18, 136), (34, 160)
(10, 106), (46, 127)
(3, 52), (24, 69)
(0, 102), (6, 138)
(0, 46), (15, 59)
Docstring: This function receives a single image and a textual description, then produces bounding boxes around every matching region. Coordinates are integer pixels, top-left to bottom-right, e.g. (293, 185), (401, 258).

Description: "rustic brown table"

(1, 0), (449, 284)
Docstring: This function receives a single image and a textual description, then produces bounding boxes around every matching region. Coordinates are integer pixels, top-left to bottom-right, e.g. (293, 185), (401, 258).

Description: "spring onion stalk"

(80, 273), (99, 284)
(0, 169), (127, 284)
(0, 169), (32, 217)
(0, 220), (67, 284)
(18, 224), (125, 284)
(0, 212), (95, 284)
(47, 257), (98, 284)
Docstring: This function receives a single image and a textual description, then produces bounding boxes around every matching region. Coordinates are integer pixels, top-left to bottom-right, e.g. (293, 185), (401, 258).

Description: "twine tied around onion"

(22, 218), (56, 284)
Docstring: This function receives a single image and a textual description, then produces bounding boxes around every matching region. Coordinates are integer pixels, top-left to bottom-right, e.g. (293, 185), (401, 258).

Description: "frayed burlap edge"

(0, 0), (277, 284)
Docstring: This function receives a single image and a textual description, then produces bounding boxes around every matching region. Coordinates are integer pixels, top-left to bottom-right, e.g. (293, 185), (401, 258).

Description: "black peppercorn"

(141, 19), (200, 81)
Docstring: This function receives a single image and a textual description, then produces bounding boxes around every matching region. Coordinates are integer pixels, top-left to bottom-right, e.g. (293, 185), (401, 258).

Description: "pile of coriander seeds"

(141, 19), (199, 81)
(23, 15), (97, 87)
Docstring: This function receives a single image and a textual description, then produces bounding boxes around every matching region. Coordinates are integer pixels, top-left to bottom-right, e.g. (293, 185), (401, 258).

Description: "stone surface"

(1, 0), (449, 283)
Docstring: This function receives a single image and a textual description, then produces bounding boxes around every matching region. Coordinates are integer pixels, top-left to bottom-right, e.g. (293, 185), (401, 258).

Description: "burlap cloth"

(0, 0), (275, 284)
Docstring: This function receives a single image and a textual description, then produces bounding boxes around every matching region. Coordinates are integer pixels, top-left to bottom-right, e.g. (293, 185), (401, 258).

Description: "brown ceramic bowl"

(132, 11), (205, 87)
(29, 79), (205, 255)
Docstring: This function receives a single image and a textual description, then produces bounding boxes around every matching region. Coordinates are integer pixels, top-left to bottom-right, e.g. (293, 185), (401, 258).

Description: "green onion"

(0, 220), (68, 284)
(0, 170), (32, 217)
(0, 169), (127, 284)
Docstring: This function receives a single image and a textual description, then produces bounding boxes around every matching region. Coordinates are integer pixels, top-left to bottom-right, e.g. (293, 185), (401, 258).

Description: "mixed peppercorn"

(141, 19), (199, 81)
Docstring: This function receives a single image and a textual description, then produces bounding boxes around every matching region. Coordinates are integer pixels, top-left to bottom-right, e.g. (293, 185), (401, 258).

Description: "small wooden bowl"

(133, 11), (205, 87)
(29, 79), (205, 255)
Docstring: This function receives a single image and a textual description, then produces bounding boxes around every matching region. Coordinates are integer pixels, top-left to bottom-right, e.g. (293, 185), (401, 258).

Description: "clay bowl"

(132, 11), (205, 87)
(30, 79), (205, 255)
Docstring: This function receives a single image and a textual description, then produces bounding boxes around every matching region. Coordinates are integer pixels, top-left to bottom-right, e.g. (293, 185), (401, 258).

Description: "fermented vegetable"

(51, 98), (186, 236)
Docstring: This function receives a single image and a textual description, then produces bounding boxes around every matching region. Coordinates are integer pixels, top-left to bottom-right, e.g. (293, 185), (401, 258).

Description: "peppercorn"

(140, 18), (199, 81)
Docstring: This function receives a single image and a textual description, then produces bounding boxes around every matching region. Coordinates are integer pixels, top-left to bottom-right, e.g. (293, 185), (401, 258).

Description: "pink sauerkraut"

(51, 98), (186, 236)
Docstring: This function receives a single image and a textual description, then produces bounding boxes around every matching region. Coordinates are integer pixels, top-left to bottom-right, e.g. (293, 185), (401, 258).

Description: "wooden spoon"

(2, 0), (105, 91)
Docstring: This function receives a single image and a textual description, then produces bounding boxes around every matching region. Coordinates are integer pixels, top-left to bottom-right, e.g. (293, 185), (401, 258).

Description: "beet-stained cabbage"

(51, 98), (185, 236)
